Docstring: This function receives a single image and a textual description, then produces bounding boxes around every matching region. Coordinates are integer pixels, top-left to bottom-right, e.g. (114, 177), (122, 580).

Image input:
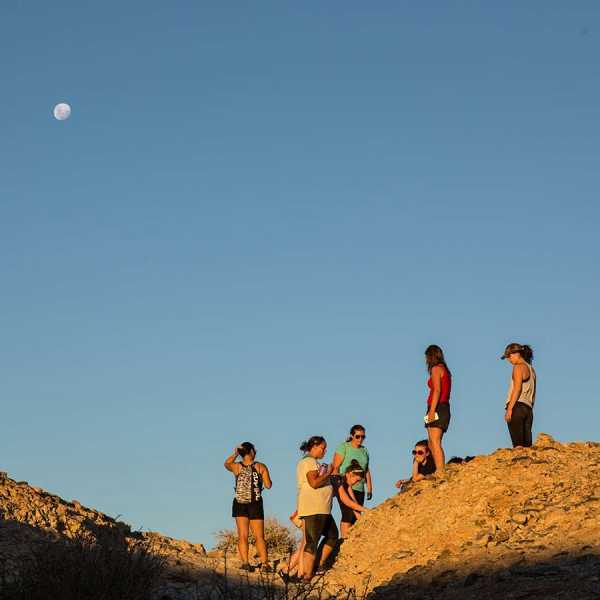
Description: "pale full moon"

(53, 103), (72, 121)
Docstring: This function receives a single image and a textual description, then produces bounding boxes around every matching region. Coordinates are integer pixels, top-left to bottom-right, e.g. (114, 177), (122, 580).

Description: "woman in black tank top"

(224, 442), (272, 571)
(337, 460), (370, 535)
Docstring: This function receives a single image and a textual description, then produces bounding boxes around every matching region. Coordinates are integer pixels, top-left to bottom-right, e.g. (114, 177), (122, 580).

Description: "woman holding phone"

(296, 436), (338, 580)
(424, 345), (452, 473)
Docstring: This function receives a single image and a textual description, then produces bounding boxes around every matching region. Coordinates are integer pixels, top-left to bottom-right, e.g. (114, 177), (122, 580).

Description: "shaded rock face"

(0, 471), (206, 576)
(326, 434), (600, 599)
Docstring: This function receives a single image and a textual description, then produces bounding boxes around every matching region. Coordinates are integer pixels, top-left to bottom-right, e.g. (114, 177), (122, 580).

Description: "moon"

(53, 103), (72, 121)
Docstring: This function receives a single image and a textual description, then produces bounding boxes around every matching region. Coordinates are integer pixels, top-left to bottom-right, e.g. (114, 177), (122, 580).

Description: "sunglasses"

(412, 449), (426, 456)
(354, 434), (366, 439)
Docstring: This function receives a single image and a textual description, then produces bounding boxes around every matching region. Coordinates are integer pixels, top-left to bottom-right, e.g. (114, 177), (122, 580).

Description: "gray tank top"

(505, 363), (536, 409)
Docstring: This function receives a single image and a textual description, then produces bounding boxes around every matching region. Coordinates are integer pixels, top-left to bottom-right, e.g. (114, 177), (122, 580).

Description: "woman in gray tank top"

(501, 343), (537, 447)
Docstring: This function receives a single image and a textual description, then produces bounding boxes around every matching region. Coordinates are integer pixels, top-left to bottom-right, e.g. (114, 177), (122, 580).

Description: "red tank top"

(427, 365), (451, 407)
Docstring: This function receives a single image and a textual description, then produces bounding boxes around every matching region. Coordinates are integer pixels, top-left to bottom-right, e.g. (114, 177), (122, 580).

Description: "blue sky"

(1, 1), (599, 546)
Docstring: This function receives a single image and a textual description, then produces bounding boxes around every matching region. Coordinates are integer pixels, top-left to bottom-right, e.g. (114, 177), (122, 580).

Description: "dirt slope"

(326, 433), (600, 599)
(0, 470), (207, 577)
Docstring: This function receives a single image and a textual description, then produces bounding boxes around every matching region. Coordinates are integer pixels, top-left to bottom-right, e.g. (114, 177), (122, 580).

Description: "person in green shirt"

(331, 424), (373, 538)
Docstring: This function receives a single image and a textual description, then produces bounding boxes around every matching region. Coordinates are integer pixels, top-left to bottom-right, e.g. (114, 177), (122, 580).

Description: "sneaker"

(280, 572), (303, 584)
(257, 562), (274, 573)
(239, 563), (255, 572)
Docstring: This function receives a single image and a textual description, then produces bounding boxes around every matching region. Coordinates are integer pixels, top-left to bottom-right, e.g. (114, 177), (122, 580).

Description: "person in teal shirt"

(331, 424), (373, 538)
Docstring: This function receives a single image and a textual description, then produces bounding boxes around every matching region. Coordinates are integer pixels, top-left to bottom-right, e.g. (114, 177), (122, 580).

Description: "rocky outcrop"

(326, 433), (600, 599)
(0, 471), (206, 577)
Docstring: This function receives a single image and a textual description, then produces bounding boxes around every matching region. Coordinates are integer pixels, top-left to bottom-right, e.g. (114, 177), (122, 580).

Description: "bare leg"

(318, 542), (336, 570)
(427, 427), (445, 473)
(249, 519), (268, 565)
(303, 550), (316, 581)
(282, 524), (305, 576)
(235, 517), (250, 564)
(340, 521), (351, 539)
(297, 534), (305, 577)
(282, 547), (300, 573)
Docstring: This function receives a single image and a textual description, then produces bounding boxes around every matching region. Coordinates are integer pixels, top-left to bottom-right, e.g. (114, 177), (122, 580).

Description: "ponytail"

(300, 436), (326, 453)
(344, 459), (365, 476)
(237, 442), (255, 458)
(520, 344), (534, 364)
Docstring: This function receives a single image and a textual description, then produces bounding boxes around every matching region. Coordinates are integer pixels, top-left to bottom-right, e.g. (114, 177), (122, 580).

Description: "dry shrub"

(179, 565), (369, 600)
(0, 531), (165, 600)
(215, 517), (298, 556)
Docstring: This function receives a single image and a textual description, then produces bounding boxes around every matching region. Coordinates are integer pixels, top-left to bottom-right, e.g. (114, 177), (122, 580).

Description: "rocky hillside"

(0, 471), (207, 578)
(326, 433), (600, 599)
(4, 435), (600, 600)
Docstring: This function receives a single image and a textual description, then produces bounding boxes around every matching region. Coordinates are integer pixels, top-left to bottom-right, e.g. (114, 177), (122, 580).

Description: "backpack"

(235, 463), (262, 504)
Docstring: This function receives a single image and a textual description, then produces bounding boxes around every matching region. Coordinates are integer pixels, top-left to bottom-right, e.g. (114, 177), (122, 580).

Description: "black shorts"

(338, 490), (365, 524)
(302, 514), (338, 555)
(425, 403), (451, 433)
(232, 499), (264, 520)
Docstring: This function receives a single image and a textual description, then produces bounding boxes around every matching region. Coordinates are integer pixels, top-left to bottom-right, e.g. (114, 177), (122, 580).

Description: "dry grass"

(0, 530), (165, 600)
(168, 560), (370, 600)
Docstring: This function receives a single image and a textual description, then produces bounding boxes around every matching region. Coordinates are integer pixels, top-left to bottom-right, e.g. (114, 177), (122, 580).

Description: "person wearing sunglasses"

(332, 425), (372, 538)
(395, 440), (436, 489)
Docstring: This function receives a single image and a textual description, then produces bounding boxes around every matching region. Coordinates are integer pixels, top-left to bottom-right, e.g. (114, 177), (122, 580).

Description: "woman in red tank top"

(424, 345), (452, 473)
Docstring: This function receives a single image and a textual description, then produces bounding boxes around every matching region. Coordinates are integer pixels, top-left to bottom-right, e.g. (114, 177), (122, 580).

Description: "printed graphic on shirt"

(235, 464), (262, 504)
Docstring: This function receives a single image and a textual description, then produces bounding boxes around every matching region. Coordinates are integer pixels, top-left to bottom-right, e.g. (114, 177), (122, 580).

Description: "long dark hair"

(502, 343), (534, 364)
(346, 424), (366, 443)
(425, 344), (450, 374)
(300, 436), (326, 453)
(237, 442), (256, 458)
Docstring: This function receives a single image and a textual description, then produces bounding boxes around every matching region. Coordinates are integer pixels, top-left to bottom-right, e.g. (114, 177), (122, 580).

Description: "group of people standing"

(223, 342), (538, 580)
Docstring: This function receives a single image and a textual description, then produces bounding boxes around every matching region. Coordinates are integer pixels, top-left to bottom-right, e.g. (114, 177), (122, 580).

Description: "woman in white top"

(501, 343), (537, 448)
(296, 436), (338, 581)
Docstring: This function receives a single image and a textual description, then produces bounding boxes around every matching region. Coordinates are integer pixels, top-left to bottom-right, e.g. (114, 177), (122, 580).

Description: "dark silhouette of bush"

(0, 529), (166, 600)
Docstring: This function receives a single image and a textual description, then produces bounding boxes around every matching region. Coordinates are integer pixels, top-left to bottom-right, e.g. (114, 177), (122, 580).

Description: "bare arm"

(411, 460), (425, 482)
(338, 485), (368, 512)
(365, 468), (373, 498)
(306, 464), (332, 489)
(428, 366), (442, 420)
(331, 452), (344, 475)
(257, 463), (272, 489)
(224, 447), (241, 474)
(505, 365), (525, 422)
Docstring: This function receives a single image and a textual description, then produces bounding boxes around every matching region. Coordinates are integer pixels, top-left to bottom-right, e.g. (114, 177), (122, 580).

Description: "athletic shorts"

(338, 490), (365, 524)
(302, 514), (338, 555)
(425, 403), (451, 433)
(232, 499), (264, 520)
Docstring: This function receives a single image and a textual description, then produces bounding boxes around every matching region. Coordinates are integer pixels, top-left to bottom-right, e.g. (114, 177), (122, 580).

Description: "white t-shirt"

(296, 456), (333, 517)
